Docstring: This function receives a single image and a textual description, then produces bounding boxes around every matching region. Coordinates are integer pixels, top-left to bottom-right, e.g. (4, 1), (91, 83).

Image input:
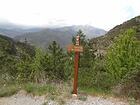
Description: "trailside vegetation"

(0, 29), (140, 99)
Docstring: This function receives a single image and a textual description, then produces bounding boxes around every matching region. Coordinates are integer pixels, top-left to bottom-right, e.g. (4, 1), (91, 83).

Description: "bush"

(106, 29), (140, 86)
(106, 29), (140, 97)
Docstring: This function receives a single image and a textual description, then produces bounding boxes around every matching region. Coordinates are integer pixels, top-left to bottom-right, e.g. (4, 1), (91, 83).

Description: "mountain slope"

(0, 34), (35, 58)
(15, 25), (106, 48)
(91, 16), (140, 50)
(15, 28), (75, 48)
(0, 28), (25, 38)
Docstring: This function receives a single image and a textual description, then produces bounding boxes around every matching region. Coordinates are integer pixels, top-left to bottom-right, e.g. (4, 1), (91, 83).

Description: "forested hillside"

(90, 16), (140, 99)
(0, 34), (36, 83)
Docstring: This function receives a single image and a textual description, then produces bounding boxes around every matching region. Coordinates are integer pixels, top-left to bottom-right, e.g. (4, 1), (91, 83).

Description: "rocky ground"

(0, 90), (131, 105)
(66, 96), (129, 105)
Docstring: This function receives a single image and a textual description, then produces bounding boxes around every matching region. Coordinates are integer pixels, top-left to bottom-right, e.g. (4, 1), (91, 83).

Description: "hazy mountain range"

(0, 22), (106, 48)
(0, 22), (44, 37)
(14, 25), (106, 48)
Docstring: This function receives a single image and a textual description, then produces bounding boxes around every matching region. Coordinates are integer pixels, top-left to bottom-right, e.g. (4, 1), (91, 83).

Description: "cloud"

(0, 0), (139, 30)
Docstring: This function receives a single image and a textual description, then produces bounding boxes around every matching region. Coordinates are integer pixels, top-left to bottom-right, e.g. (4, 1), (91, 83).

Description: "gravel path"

(0, 90), (46, 105)
(0, 91), (129, 105)
(66, 96), (129, 105)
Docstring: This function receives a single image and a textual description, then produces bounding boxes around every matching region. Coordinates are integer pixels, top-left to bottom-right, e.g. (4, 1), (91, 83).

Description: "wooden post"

(73, 35), (80, 95)
(73, 51), (79, 95)
(67, 35), (83, 96)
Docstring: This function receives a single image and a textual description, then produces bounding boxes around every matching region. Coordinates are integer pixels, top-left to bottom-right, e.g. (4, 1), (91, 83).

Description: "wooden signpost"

(67, 35), (83, 95)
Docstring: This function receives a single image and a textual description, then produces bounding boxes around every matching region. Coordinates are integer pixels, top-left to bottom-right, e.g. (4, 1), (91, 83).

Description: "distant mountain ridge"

(0, 22), (44, 37)
(0, 22), (106, 48)
(52, 25), (106, 38)
(14, 25), (106, 48)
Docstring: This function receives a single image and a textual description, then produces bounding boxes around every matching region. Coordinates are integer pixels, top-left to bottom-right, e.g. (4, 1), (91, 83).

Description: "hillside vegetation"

(0, 34), (35, 83)
(92, 16), (140, 50)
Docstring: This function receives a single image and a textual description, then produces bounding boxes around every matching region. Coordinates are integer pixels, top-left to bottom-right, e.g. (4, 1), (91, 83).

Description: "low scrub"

(0, 83), (58, 97)
(0, 84), (19, 97)
(23, 83), (58, 96)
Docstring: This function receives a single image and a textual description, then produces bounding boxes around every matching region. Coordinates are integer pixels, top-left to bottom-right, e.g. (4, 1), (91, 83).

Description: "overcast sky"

(0, 0), (140, 30)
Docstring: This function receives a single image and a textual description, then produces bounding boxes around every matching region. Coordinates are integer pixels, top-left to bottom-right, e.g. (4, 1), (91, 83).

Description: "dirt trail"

(0, 91), (130, 105)
(66, 96), (129, 105)
(0, 91), (46, 105)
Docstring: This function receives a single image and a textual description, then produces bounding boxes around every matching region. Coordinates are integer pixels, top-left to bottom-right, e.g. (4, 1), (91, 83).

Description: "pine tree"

(72, 30), (95, 68)
(47, 41), (65, 80)
(72, 30), (96, 87)
(30, 48), (44, 82)
(16, 52), (32, 82)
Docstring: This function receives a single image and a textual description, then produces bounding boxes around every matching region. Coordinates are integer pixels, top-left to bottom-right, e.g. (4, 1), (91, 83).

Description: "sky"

(0, 0), (140, 30)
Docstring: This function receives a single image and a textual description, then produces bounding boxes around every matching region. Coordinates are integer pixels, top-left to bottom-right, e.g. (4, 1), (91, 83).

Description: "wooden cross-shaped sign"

(67, 35), (83, 95)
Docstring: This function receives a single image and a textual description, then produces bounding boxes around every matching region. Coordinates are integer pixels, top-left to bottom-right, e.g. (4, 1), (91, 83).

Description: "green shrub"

(106, 29), (140, 86)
